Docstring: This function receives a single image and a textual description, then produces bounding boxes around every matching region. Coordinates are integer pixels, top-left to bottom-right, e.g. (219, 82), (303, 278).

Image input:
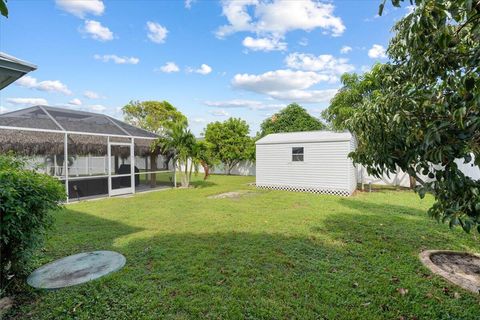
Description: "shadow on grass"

(42, 209), (145, 260)
(10, 230), (480, 319)
(191, 180), (217, 188)
(319, 197), (477, 256)
(338, 197), (426, 217)
(7, 203), (480, 320)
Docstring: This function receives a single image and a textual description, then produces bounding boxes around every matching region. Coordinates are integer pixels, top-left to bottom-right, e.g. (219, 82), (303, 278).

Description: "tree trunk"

(182, 158), (189, 187)
(150, 154), (157, 188)
(409, 175), (416, 189)
(188, 159), (194, 185)
(200, 161), (209, 180)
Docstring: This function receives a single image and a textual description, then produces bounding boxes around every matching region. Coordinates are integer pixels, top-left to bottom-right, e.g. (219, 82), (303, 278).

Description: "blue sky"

(0, 0), (412, 135)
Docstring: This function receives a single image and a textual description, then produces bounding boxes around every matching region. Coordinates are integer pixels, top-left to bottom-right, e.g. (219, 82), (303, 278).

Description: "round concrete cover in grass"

(420, 250), (480, 294)
(27, 251), (126, 289)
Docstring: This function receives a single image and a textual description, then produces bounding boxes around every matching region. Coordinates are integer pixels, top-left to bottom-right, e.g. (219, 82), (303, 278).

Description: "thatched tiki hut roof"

(0, 106), (161, 157)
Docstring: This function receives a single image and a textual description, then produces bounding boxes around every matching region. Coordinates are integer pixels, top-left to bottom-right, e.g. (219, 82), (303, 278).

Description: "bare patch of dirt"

(0, 297), (14, 318)
(420, 250), (480, 294)
(208, 191), (254, 199)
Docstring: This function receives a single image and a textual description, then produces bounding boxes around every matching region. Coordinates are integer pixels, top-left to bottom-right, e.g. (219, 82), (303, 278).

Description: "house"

(255, 131), (357, 196)
(0, 52), (37, 90)
(0, 106), (175, 201)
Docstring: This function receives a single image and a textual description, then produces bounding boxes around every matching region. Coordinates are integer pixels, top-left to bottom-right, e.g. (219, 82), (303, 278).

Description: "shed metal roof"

(256, 130), (353, 145)
(0, 52), (37, 90)
(0, 105), (158, 139)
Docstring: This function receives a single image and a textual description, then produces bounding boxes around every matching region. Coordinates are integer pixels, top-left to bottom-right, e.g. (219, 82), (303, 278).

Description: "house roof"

(256, 130), (353, 145)
(0, 52), (37, 90)
(0, 105), (158, 138)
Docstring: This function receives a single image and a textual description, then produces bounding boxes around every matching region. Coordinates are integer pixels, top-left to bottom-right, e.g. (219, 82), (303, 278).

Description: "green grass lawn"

(7, 175), (480, 319)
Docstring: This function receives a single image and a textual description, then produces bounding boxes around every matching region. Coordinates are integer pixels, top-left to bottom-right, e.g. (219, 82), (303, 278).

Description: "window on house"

(292, 147), (304, 162)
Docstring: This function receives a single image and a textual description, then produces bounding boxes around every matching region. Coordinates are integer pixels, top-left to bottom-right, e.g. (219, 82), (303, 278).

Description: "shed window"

(292, 147), (304, 162)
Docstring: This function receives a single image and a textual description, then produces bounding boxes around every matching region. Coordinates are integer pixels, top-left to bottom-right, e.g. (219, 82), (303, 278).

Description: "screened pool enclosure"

(0, 106), (175, 201)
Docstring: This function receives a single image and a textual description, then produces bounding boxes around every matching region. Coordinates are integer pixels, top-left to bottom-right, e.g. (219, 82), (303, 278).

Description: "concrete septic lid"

(27, 251), (126, 289)
(420, 250), (480, 294)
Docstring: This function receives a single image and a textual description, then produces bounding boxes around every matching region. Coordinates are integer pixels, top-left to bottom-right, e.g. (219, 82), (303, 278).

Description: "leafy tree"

(323, 65), (418, 189)
(123, 100), (187, 135)
(322, 66), (383, 131)
(0, 0), (7, 18)
(156, 123), (197, 188)
(349, 0), (480, 233)
(0, 154), (66, 293)
(204, 118), (254, 175)
(259, 103), (325, 137)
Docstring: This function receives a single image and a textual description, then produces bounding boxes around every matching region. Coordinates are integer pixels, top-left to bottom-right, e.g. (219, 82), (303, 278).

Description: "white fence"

(356, 157), (480, 188)
(187, 158), (480, 189)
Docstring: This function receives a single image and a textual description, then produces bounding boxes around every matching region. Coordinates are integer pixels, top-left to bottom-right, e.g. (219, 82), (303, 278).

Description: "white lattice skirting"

(255, 184), (352, 197)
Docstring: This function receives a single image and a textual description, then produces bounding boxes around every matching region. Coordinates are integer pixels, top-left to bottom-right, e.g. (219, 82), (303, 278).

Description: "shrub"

(0, 154), (66, 295)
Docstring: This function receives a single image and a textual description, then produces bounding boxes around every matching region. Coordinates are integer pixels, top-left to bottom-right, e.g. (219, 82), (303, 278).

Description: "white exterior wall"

(256, 140), (355, 196)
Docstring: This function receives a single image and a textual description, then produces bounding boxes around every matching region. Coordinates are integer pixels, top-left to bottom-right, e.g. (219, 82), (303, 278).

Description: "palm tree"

(156, 123), (196, 187)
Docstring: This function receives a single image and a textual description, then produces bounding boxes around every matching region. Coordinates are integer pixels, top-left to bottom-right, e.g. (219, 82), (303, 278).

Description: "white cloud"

(88, 104), (107, 112)
(94, 54), (139, 64)
(242, 36), (287, 51)
(0, 106), (9, 114)
(157, 62), (180, 73)
(232, 69), (339, 103)
(340, 46), (352, 54)
(299, 37), (309, 46)
(360, 65), (371, 73)
(232, 69), (330, 93)
(405, 5), (415, 15)
(84, 90), (102, 99)
(185, 0), (196, 9)
(15, 75), (72, 95)
(368, 44), (387, 59)
(7, 98), (49, 106)
(192, 117), (206, 124)
(266, 88), (338, 103)
(82, 20), (113, 41)
(146, 21), (168, 44)
(204, 99), (283, 111)
(284, 53), (354, 75)
(15, 75), (37, 87)
(187, 64), (212, 75)
(35, 81), (72, 95)
(56, 0), (105, 18)
(69, 98), (82, 106)
(216, 0), (345, 40)
(209, 109), (229, 117)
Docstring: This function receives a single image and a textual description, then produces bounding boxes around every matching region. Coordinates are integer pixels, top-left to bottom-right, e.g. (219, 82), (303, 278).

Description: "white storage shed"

(255, 131), (357, 196)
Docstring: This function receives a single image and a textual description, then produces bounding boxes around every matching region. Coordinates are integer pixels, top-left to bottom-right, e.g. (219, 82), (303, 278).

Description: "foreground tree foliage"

(0, 155), (65, 294)
(204, 118), (255, 175)
(259, 103), (325, 137)
(123, 100), (187, 135)
(349, 0), (480, 233)
(0, 0), (7, 18)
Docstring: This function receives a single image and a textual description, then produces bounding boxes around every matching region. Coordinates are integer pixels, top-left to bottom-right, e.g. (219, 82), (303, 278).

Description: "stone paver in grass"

(420, 250), (480, 294)
(27, 251), (126, 290)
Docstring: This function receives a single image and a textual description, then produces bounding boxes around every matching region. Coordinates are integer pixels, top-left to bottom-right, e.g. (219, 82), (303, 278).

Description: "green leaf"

(0, 0), (8, 18)
(465, 77), (475, 91)
(418, 187), (426, 199)
(378, 2), (385, 16)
